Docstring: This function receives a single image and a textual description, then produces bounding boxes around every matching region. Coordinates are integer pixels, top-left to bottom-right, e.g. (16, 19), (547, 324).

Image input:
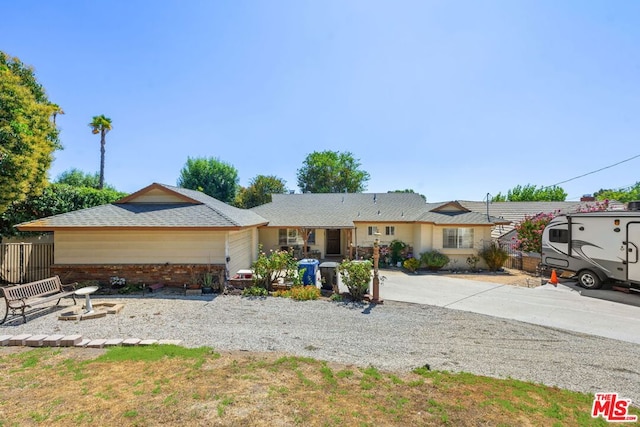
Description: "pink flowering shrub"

(513, 200), (612, 253)
(513, 212), (556, 253)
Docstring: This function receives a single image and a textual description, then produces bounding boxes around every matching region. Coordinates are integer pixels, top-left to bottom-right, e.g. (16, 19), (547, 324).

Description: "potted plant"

(202, 271), (215, 294)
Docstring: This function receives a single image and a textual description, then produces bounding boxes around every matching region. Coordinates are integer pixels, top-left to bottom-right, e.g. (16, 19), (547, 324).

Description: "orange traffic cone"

(549, 269), (558, 286)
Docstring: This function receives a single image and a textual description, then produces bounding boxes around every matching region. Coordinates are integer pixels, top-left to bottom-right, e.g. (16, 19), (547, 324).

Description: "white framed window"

(443, 228), (474, 248)
(367, 226), (379, 236)
(385, 226), (395, 236)
(278, 228), (315, 246)
(278, 228), (302, 245)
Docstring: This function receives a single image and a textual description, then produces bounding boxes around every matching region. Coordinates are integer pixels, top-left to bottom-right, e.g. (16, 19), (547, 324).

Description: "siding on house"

(228, 228), (255, 274)
(54, 230), (227, 264)
(124, 188), (188, 204)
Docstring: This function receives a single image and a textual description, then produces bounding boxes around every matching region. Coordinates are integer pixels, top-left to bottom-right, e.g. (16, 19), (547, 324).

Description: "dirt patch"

(439, 268), (547, 288)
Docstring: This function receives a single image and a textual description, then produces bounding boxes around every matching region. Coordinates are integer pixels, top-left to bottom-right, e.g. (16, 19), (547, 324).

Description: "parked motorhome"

(541, 208), (640, 292)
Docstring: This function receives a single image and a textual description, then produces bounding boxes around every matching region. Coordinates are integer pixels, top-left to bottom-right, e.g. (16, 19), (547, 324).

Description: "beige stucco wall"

(354, 223), (415, 248)
(432, 225), (494, 269)
(54, 229), (227, 264)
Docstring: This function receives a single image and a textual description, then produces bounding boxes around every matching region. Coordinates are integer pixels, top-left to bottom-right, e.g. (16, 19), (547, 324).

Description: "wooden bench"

(1, 276), (77, 324)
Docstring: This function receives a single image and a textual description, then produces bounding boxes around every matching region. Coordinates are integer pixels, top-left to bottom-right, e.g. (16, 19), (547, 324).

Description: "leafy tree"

(594, 182), (640, 203)
(177, 157), (239, 203)
(297, 151), (370, 193)
(235, 175), (287, 208)
(0, 51), (61, 214)
(55, 168), (101, 189)
(388, 189), (426, 201)
(0, 183), (127, 237)
(492, 184), (567, 202)
(89, 114), (113, 189)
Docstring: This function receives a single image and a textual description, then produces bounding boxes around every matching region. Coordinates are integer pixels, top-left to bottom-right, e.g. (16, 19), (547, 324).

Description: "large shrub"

(478, 242), (509, 272)
(513, 212), (555, 253)
(389, 240), (406, 264)
(338, 260), (372, 301)
(251, 246), (299, 291)
(403, 257), (420, 273)
(419, 250), (449, 271)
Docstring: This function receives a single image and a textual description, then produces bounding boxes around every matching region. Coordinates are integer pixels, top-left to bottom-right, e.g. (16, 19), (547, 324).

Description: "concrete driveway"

(378, 270), (640, 345)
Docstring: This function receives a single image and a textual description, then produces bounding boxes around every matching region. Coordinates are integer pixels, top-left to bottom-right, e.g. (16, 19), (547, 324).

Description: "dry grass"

(0, 345), (627, 426)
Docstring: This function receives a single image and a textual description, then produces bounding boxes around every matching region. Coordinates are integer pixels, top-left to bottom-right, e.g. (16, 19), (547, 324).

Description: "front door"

(326, 229), (341, 255)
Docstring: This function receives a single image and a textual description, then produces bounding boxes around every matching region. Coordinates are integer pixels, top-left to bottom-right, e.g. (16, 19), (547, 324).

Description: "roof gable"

(17, 183), (268, 231)
(116, 183), (200, 204)
(429, 201), (470, 214)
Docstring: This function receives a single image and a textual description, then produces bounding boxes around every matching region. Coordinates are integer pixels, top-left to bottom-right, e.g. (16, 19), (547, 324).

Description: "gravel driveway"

(1, 293), (639, 406)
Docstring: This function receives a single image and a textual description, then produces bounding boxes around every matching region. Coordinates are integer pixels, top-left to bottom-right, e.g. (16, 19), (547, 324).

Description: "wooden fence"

(0, 243), (54, 284)
(499, 240), (523, 270)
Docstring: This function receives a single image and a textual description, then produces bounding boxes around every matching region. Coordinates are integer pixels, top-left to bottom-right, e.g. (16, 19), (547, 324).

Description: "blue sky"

(4, 1), (640, 202)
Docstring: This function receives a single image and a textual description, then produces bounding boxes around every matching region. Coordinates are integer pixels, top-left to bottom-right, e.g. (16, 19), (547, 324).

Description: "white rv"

(541, 210), (640, 291)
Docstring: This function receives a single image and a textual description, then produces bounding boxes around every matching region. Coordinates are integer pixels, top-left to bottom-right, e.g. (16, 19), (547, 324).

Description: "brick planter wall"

(521, 253), (541, 274)
(51, 264), (226, 288)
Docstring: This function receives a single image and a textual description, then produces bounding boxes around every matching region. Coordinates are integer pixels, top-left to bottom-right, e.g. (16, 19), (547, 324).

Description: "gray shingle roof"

(251, 193), (506, 227)
(17, 183), (268, 230)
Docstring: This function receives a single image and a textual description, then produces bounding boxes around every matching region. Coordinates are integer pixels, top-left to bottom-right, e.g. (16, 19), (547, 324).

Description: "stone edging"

(0, 334), (181, 348)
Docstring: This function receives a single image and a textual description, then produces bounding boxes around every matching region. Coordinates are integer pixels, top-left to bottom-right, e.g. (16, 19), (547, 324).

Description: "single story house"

(16, 185), (510, 285)
(17, 183), (268, 285)
(251, 192), (510, 267)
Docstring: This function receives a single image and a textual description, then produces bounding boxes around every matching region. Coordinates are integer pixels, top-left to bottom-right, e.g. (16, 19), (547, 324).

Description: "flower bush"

(514, 201), (610, 253)
(273, 285), (321, 301)
(109, 276), (126, 288)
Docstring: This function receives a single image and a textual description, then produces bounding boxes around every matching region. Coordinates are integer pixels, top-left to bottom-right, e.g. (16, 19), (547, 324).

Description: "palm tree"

(89, 115), (113, 189)
(51, 104), (64, 124)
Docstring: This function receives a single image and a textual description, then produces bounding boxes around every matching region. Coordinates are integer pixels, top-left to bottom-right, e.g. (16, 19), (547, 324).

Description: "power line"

(546, 154), (640, 188)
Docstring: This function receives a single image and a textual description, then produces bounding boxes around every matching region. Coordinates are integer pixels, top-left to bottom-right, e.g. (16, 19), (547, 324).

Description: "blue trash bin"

(297, 259), (320, 285)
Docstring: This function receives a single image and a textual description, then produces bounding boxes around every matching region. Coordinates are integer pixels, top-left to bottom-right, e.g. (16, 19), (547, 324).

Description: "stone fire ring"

(58, 302), (124, 321)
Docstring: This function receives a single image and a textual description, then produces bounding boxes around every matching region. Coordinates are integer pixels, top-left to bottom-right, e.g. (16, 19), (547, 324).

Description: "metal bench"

(1, 276), (77, 324)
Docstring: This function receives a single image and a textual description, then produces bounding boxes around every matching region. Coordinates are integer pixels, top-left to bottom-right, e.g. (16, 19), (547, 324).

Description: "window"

(367, 226), (379, 236)
(385, 226), (395, 236)
(278, 228), (315, 245)
(278, 228), (302, 245)
(549, 229), (569, 243)
(443, 228), (474, 248)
